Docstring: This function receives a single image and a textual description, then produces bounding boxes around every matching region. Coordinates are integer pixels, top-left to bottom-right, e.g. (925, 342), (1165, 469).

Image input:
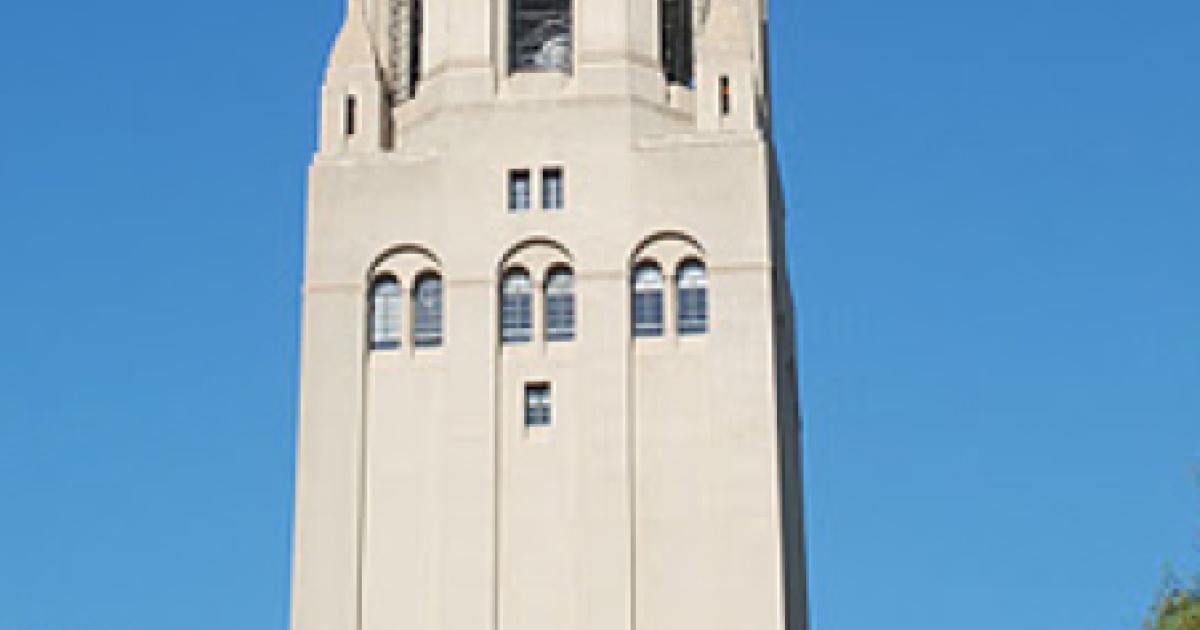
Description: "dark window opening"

(409, 0), (422, 97)
(661, 0), (694, 86)
(388, 0), (423, 99)
(510, 0), (573, 73)
(346, 95), (358, 137)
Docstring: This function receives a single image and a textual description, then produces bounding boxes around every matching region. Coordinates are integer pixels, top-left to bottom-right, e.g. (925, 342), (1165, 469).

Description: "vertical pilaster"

(291, 285), (366, 630)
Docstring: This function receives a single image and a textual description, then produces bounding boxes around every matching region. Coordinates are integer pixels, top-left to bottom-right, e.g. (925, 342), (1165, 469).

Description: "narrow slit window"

(542, 167), (564, 211)
(409, 0), (423, 96)
(509, 170), (532, 212)
(346, 95), (358, 137)
(510, 0), (573, 73)
(525, 383), (552, 427)
(719, 76), (731, 117)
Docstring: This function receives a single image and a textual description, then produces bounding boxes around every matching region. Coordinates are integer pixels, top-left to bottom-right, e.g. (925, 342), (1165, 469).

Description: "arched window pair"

(501, 268), (576, 344)
(369, 274), (443, 350)
(633, 260), (708, 338)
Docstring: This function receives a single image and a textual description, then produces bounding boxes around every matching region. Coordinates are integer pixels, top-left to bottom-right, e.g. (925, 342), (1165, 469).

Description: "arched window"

(545, 268), (575, 342)
(677, 261), (709, 335)
(501, 269), (534, 344)
(370, 275), (403, 350)
(412, 273), (443, 347)
(510, 0), (573, 72)
(632, 263), (665, 338)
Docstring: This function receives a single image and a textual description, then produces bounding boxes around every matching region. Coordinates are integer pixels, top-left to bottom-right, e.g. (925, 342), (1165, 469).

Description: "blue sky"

(0, 0), (1196, 629)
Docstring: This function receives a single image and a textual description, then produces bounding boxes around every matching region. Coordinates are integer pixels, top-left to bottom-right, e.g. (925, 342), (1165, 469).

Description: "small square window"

(542, 167), (564, 211)
(525, 384), (552, 427)
(509, 170), (532, 212)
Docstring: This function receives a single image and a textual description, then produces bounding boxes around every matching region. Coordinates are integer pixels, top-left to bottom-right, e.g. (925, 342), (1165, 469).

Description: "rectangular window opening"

(506, 168), (530, 212)
(409, 0), (423, 97)
(678, 289), (708, 335)
(633, 293), (665, 338)
(542, 167), (564, 211)
(509, 170), (532, 212)
(546, 296), (575, 341)
(661, 0), (694, 86)
(524, 383), (552, 427)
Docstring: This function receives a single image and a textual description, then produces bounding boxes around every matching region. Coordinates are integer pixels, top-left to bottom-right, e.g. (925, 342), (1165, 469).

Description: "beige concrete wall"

(292, 1), (805, 629)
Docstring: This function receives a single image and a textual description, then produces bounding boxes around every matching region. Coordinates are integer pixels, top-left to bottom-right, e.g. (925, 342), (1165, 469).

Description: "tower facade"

(291, 0), (806, 628)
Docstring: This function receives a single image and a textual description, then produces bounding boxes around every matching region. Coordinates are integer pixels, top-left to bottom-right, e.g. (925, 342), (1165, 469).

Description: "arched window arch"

(545, 267), (575, 342)
(501, 269), (534, 344)
(412, 273), (443, 347)
(676, 260), (709, 335)
(632, 263), (665, 338)
(370, 275), (403, 350)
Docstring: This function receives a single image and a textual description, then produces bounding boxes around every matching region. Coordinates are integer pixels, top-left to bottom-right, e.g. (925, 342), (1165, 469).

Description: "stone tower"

(290, 0), (807, 628)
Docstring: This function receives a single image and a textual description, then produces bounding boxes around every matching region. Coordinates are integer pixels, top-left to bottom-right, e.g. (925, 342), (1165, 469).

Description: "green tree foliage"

(1149, 469), (1200, 630)
(1149, 589), (1200, 630)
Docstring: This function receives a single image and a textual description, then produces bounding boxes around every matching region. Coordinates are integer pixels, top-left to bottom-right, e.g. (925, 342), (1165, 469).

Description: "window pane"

(371, 277), (403, 350)
(677, 262), (708, 335)
(546, 269), (575, 341)
(510, 0), (572, 72)
(413, 275), (443, 347)
(502, 270), (534, 343)
(543, 168), (564, 210)
(509, 171), (531, 211)
(525, 384), (552, 427)
(633, 265), (664, 337)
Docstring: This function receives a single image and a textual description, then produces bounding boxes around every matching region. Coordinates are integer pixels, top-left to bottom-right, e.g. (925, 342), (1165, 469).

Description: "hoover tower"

(291, 0), (807, 628)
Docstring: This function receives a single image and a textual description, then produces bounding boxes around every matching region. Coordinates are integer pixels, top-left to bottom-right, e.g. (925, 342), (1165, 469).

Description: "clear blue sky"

(0, 0), (1196, 628)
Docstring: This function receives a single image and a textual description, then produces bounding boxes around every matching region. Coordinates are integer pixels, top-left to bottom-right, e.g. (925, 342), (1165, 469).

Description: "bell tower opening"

(389, 0), (423, 99)
(509, 0), (573, 73)
(661, 0), (694, 86)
